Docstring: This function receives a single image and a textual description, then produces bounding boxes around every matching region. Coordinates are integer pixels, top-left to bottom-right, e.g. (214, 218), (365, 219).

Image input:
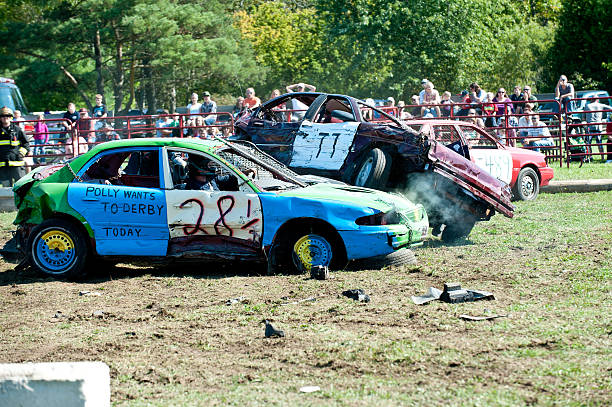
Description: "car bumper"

(339, 221), (428, 261)
(539, 167), (555, 186)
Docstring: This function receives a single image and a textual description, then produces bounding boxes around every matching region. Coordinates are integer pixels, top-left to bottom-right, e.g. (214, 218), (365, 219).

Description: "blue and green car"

(11, 138), (428, 278)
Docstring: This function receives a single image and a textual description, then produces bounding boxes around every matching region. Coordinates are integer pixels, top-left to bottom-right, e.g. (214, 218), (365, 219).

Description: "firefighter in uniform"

(0, 106), (30, 186)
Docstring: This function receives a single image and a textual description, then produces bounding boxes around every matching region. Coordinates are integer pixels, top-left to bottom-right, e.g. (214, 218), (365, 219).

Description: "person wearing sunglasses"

(492, 88), (515, 145)
(555, 75), (574, 113)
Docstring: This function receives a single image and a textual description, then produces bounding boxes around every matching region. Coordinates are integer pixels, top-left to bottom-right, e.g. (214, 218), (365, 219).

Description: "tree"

(548, 0), (612, 91)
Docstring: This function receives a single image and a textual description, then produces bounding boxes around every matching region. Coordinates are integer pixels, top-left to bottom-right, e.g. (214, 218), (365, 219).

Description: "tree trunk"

(111, 25), (125, 115)
(93, 28), (105, 104)
(143, 58), (156, 114)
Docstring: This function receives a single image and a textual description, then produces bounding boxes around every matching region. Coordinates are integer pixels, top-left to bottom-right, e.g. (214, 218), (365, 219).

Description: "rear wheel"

(353, 148), (391, 188)
(28, 219), (89, 279)
(441, 220), (476, 242)
(512, 167), (539, 201)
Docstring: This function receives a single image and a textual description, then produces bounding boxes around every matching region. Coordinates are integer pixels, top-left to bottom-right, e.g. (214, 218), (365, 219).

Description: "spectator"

(509, 85), (523, 113)
(469, 82), (486, 104)
(286, 82), (316, 93)
(361, 98), (375, 121)
(555, 75), (575, 113)
(269, 89), (282, 100)
(13, 110), (25, 131)
(397, 101), (412, 120)
(521, 86), (538, 111)
(421, 81), (441, 118)
(232, 96), (246, 119)
(418, 79), (428, 104)
(243, 88), (261, 109)
(65, 134), (88, 157)
(62, 103), (79, 140)
(33, 113), (49, 164)
(466, 108), (485, 128)
(410, 95), (421, 117)
(156, 110), (174, 137)
(440, 91), (453, 117)
(384, 97), (396, 116)
(456, 90), (471, 117)
(524, 114), (554, 152)
(98, 123), (121, 142)
(0, 106), (30, 186)
(187, 93), (202, 116)
(585, 97), (611, 159)
(92, 94), (107, 119)
(518, 104), (534, 143)
(491, 88), (513, 130)
(200, 91), (217, 126)
(188, 116), (208, 139)
(77, 108), (96, 149)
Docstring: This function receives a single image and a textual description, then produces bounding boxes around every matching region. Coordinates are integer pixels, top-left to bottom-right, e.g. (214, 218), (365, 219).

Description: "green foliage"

(548, 0), (612, 91)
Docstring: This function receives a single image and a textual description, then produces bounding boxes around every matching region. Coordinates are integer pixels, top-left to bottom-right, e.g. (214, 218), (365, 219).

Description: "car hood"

(428, 141), (515, 217)
(277, 183), (420, 214)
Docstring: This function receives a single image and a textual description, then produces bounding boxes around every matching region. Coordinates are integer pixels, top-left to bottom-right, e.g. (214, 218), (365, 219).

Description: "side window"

(167, 150), (241, 192)
(459, 125), (498, 148)
(81, 150), (160, 188)
(433, 125), (461, 144)
(314, 97), (356, 123)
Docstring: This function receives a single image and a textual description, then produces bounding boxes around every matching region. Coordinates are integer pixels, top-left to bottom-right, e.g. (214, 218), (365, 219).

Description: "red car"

(416, 120), (554, 200)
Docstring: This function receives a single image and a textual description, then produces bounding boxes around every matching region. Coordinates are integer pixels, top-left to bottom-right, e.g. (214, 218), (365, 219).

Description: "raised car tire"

(353, 148), (391, 189)
(441, 220), (476, 242)
(28, 219), (89, 279)
(513, 167), (539, 201)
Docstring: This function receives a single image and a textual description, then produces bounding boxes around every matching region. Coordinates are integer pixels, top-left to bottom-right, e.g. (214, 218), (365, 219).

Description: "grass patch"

(0, 192), (610, 406)
(551, 161), (612, 180)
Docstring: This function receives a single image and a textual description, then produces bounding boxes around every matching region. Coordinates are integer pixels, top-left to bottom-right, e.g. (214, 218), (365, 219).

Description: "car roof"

(87, 137), (225, 155)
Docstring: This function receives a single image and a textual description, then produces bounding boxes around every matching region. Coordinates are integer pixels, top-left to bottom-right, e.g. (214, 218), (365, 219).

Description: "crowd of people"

(1, 75), (610, 185)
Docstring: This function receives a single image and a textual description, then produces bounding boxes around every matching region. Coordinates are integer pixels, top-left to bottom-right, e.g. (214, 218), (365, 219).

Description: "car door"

(163, 148), (264, 258)
(248, 95), (311, 163)
(288, 96), (360, 171)
(457, 124), (513, 185)
(67, 147), (169, 256)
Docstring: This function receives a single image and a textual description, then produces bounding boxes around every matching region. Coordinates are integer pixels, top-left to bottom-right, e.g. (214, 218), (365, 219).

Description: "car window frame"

(75, 146), (164, 189)
(162, 146), (258, 193)
(455, 123), (503, 149)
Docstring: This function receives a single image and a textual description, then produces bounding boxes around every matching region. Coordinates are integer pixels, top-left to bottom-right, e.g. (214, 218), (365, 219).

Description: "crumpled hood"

(278, 183), (419, 213)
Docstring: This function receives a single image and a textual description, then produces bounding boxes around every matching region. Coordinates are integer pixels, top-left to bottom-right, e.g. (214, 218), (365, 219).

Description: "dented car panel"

(12, 138), (428, 278)
(234, 92), (514, 239)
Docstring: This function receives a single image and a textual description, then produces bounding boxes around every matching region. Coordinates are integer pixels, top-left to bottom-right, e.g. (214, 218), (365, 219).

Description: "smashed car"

(11, 138), (428, 279)
(418, 120), (554, 201)
(234, 92), (514, 241)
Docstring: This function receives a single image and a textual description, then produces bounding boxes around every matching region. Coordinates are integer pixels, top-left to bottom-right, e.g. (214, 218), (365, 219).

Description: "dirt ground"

(0, 192), (610, 406)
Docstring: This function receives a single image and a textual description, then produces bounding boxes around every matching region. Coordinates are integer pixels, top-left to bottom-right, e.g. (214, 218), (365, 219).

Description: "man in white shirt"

(525, 114), (554, 152)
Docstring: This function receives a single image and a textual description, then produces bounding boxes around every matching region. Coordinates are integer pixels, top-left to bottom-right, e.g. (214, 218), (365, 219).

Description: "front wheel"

(28, 219), (89, 279)
(292, 233), (334, 273)
(513, 167), (539, 201)
(353, 148), (391, 188)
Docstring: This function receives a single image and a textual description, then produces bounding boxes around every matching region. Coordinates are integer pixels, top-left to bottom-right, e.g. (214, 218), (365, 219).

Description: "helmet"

(188, 155), (215, 177)
(0, 106), (13, 117)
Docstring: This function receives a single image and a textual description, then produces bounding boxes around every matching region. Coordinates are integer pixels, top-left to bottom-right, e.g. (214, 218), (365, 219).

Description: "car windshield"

(217, 141), (306, 191)
(0, 86), (28, 114)
(357, 101), (405, 128)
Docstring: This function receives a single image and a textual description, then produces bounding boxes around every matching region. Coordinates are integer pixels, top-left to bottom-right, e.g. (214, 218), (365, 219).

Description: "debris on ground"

(281, 297), (316, 306)
(49, 311), (66, 322)
(225, 296), (249, 306)
(92, 310), (105, 318)
(342, 289), (370, 303)
(79, 290), (101, 297)
(310, 265), (330, 280)
(459, 314), (508, 321)
(262, 319), (285, 338)
(299, 385), (321, 393)
(411, 283), (495, 305)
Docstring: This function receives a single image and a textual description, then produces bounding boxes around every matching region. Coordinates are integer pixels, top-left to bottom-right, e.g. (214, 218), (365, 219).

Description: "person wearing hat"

(418, 79), (429, 104)
(98, 123), (121, 142)
(0, 106), (30, 186)
(200, 91), (217, 126)
(186, 155), (236, 191)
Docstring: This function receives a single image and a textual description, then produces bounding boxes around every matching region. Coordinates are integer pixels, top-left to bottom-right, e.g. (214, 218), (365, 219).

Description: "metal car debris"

(411, 282), (495, 305)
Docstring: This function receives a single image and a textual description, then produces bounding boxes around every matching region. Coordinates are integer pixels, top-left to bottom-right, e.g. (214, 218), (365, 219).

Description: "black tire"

(349, 248), (417, 270)
(28, 219), (89, 279)
(352, 148), (391, 188)
(512, 167), (539, 201)
(441, 220), (476, 242)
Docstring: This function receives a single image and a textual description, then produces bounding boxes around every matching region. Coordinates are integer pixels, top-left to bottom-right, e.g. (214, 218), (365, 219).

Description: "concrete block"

(0, 187), (16, 212)
(0, 362), (110, 407)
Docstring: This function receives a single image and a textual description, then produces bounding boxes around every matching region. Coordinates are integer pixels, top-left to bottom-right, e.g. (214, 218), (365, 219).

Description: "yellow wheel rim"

(41, 230), (74, 252)
(293, 234), (332, 271)
(35, 229), (77, 272)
